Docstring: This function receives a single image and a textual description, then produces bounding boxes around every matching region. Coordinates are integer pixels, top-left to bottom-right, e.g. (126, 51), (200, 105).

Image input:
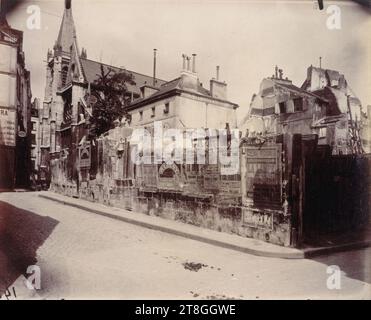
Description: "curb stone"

(38, 193), (371, 260)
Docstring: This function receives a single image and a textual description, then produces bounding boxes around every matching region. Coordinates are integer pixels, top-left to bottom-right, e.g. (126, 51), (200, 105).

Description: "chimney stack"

(153, 48), (157, 86)
(192, 54), (196, 73)
(180, 54), (198, 91)
(65, 0), (72, 10)
(210, 65), (227, 100)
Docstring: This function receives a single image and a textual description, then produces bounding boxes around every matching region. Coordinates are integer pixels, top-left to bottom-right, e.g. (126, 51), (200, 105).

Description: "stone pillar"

(50, 121), (56, 153)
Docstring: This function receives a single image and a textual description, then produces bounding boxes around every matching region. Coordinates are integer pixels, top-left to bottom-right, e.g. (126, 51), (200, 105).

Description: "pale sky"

(7, 0), (371, 118)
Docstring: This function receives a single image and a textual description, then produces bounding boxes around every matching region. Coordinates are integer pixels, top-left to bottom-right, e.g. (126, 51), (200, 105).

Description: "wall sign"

(0, 107), (16, 146)
(79, 144), (91, 168)
(242, 208), (273, 230)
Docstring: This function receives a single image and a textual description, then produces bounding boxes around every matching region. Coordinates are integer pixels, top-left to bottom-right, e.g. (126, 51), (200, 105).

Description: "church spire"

(54, 0), (76, 54)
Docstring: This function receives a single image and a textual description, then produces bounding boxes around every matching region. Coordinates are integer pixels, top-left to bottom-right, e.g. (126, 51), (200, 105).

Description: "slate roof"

(0, 17), (23, 45)
(273, 80), (327, 101)
(130, 77), (185, 104)
(79, 58), (167, 95)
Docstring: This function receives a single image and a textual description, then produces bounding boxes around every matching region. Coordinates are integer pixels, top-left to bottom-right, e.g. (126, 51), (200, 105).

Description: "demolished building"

(240, 65), (364, 155)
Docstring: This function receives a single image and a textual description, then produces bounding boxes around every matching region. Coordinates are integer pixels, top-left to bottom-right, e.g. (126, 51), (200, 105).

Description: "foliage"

(90, 65), (135, 137)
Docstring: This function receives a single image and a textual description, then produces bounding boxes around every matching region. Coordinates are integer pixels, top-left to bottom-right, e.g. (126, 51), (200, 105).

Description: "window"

(126, 114), (132, 125)
(31, 134), (36, 145)
(139, 111), (143, 121)
(164, 103), (169, 114)
(279, 102), (286, 114)
(293, 98), (303, 112)
(151, 106), (156, 118)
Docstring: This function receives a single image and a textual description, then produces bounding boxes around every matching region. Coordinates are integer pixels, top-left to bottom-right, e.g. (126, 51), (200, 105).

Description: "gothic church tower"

(41, 0), (77, 157)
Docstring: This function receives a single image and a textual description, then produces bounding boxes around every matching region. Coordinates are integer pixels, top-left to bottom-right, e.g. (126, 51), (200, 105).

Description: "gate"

(302, 146), (370, 244)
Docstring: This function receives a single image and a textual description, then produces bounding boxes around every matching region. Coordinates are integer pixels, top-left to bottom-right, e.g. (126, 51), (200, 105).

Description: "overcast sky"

(7, 0), (371, 118)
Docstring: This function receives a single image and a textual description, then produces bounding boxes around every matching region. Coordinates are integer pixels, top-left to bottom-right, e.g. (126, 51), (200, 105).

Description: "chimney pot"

(186, 56), (191, 71)
(216, 66), (220, 81)
(192, 54), (196, 73)
(182, 54), (186, 70)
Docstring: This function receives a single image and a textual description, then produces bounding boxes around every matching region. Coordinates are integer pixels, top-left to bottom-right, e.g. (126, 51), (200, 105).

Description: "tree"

(89, 64), (135, 137)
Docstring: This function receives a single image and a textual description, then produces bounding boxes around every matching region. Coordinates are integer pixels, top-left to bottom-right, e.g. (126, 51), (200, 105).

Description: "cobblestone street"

(0, 192), (370, 300)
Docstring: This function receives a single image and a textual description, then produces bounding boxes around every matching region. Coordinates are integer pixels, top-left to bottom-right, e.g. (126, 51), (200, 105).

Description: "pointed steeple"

(54, 0), (76, 54)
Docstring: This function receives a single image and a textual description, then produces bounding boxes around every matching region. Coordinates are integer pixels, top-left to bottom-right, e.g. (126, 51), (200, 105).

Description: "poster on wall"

(0, 107), (16, 146)
(244, 145), (282, 198)
(79, 144), (91, 168)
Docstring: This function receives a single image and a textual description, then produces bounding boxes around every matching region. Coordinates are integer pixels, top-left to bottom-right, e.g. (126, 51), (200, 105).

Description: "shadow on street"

(313, 246), (371, 285)
(0, 200), (59, 295)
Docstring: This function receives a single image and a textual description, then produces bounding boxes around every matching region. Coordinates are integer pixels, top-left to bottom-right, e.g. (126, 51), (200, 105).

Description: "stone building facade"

(0, 15), (32, 189)
(30, 97), (43, 187)
(127, 57), (238, 130)
(30, 99), (40, 170)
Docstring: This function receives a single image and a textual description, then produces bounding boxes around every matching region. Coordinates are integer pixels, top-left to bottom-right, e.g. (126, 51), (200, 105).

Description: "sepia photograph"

(0, 0), (370, 306)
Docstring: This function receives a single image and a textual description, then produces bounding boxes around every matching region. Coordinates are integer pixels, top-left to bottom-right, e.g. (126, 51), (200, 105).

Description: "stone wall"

(49, 127), (292, 247)
(52, 170), (291, 247)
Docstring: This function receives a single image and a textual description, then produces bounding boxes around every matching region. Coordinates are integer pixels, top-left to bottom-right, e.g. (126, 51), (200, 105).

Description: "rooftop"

(128, 73), (238, 110)
(80, 58), (167, 96)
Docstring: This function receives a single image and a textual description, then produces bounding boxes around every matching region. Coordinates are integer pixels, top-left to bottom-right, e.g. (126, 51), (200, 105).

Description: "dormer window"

(279, 102), (286, 114)
(293, 98), (303, 112)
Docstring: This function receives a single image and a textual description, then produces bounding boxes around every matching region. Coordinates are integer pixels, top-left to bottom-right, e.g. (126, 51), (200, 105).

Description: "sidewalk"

(38, 191), (371, 259)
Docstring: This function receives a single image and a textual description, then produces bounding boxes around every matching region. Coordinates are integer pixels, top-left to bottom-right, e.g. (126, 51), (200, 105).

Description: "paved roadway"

(0, 192), (370, 300)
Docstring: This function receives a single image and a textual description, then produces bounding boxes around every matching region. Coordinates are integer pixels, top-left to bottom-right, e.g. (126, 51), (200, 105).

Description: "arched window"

(160, 168), (175, 178)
